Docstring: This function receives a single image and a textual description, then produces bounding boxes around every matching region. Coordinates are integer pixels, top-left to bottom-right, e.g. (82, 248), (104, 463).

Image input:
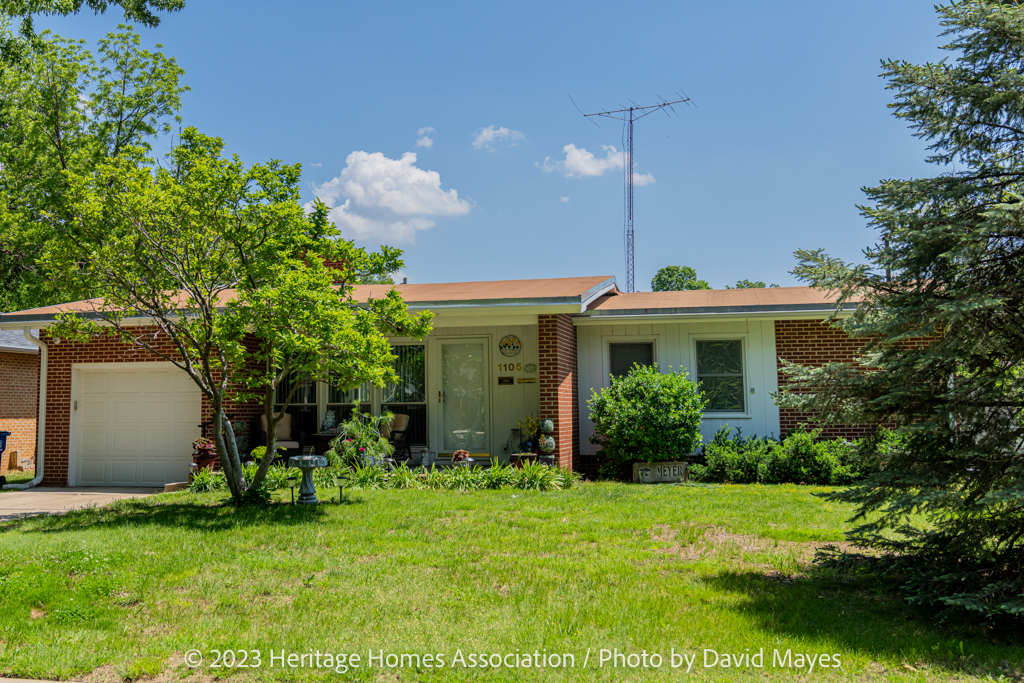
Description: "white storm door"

(435, 339), (490, 456)
(76, 365), (201, 486)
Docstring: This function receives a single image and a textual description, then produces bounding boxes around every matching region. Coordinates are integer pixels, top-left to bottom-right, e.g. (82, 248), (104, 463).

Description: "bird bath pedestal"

(288, 455), (328, 505)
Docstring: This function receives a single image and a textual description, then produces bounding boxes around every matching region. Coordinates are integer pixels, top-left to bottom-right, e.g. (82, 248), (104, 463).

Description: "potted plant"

(451, 449), (471, 466)
(192, 437), (218, 470)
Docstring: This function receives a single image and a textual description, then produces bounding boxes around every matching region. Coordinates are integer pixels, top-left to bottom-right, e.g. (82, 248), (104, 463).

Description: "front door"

(436, 338), (490, 457)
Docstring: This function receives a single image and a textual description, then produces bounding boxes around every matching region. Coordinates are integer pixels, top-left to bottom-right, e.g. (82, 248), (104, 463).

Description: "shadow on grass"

(0, 494), (366, 535)
(699, 568), (1024, 677)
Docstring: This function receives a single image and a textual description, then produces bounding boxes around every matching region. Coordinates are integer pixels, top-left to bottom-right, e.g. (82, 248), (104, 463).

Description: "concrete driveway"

(0, 487), (158, 522)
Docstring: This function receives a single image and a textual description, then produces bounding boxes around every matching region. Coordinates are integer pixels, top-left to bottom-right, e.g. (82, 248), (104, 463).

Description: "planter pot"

(511, 453), (538, 468)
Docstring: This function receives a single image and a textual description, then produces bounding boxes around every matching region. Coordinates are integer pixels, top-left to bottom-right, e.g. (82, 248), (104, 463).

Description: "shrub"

(186, 468), (226, 493)
(690, 427), (861, 485)
(588, 364), (705, 465)
(691, 428), (777, 484)
(327, 411), (394, 469)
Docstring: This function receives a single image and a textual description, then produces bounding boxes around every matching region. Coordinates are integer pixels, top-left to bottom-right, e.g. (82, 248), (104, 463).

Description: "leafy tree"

(727, 279), (780, 289)
(588, 364), (705, 467)
(0, 0), (182, 62)
(650, 265), (710, 291)
(46, 129), (431, 500)
(0, 24), (187, 312)
(779, 1), (1024, 620)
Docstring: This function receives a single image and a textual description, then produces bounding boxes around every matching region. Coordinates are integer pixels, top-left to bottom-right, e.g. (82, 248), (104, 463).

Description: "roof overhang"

(0, 277), (621, 330)
(572, 301), (857, 325)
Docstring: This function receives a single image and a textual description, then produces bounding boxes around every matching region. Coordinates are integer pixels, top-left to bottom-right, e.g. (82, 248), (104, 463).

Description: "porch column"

(538, 314), (578, 470)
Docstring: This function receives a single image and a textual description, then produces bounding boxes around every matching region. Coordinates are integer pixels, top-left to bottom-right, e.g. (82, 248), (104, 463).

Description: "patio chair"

(256, 413), (307, 464)
(381, 413), (412, 465)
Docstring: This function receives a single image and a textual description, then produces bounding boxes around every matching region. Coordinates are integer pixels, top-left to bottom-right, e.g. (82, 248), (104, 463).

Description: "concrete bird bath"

(288, 455), (328, 505)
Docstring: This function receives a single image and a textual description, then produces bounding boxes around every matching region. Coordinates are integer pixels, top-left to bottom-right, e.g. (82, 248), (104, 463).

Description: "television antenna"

(571, 92), (692, 293)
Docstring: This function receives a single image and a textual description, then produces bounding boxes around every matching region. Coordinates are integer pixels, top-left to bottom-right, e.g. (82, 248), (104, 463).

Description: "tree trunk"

(211, 401), (244, 498)
(220, 410), (246, 492)
(249, 388), (279, 489)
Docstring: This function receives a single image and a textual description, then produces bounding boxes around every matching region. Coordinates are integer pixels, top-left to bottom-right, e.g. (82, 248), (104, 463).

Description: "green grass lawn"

(0, 482), (1020, 682)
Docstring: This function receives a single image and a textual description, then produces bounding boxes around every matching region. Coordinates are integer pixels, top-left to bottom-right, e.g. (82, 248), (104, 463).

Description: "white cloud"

(560, 196), (570, 202)
(415, 126), (435, 148)
(310, 151), (470, 244)
(308, 162), (322, 168)
(472, 125), (524, 150)
(539, 143), (655, 184)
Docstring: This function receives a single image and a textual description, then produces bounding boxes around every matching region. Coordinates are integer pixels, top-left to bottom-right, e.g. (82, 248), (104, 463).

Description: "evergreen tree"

(779, 0), (1024, 620)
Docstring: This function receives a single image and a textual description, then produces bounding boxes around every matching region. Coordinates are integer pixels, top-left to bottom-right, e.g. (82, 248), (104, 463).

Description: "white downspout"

(3, 327), (46, 490)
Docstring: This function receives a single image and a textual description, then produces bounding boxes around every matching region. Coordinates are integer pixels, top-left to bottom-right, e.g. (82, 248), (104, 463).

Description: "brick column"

(538, 314), (578, 470)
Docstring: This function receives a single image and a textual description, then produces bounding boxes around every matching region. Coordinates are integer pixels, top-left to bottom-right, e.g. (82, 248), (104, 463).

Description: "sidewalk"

(0, 487), (157, 522)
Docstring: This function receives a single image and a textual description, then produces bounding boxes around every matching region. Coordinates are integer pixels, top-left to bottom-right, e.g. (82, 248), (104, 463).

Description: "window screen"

(382, 344), (427, 446)
(609, 342), (654, 379)
(274, 372), (318, 437)
(696, 340), (745, 412)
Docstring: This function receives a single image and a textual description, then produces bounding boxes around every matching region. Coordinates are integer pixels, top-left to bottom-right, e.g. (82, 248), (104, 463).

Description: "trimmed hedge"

(690, 427), (868, 485)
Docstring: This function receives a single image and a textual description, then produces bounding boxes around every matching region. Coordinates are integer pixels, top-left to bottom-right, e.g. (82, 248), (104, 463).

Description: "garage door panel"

(82, 372), (109, 395)
(141, 400), (172, 424)
(111, 430), (139, 455)
(143, 372), (173, 394)
(173, 399), (200, 425)
(141, 428), (171, 454)
(112, 401), (139, 423)
(81, 401), (108, 425)
(78, 459), (107, 486)
(80, 429), (108, 453)
(174, 373), (196, 393)
(109, 460), (139, 486)
(112, 372), (139, 394)
(77, 366), (201, 487)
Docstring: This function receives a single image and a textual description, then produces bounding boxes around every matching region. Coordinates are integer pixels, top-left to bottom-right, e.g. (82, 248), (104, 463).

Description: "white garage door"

(76, 365), (201, 486)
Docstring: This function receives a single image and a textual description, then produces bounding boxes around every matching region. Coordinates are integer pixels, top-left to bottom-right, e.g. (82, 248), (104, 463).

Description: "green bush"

(588, 364), (705, 465)
(691, 428), (776, 484)
(338, 462), (580, 492)
(326, 411), (394, 469)
(186, 467), (226, 493)
(690, 427), (861, 485)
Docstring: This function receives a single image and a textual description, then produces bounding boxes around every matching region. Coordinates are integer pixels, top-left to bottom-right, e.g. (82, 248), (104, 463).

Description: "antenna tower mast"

(574, 93), (691, 292)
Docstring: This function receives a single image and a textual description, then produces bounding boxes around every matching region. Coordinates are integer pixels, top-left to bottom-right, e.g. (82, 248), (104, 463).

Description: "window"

(382, 344), (427, 446)
(327, 381), (371, 426)
(696, 340), (745, 412)
(274, 372), (318, 437)
(609, 342), (654, 379)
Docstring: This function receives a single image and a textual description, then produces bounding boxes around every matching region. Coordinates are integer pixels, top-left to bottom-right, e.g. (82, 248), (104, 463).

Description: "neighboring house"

(0, 276), (866, 487)
(0, 329), (41, 473)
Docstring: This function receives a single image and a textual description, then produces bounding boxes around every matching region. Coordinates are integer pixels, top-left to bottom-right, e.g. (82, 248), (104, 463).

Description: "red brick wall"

(775, 319), (877, 440)
(39, 329), (262, 486)
(0, 351), (40, 472)
(538, 314), (578, 469)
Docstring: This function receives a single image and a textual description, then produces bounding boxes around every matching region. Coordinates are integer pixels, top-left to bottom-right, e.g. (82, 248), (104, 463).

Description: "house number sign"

(499, 335), (521, 357)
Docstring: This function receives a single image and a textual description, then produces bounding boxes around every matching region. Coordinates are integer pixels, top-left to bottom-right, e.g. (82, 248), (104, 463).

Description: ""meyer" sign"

(633, 461), (690, 484)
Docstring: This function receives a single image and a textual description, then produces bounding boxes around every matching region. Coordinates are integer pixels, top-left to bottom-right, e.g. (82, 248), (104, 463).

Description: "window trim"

(690, 334), (749, 417)
(601, 335), (660, 386)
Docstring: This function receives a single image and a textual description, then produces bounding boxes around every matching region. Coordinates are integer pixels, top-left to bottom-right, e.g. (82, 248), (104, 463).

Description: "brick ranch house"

(0, 275), (869, 488)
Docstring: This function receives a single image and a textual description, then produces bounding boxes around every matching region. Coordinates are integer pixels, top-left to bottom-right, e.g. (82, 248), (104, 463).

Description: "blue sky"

(40, 1), (947, 289)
